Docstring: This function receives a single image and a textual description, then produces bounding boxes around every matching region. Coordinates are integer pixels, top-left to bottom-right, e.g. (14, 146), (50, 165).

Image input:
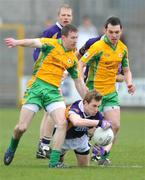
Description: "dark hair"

(83, 90), (102, 104)
(104, 16), (122, 29)
(61, 24), (78, 36)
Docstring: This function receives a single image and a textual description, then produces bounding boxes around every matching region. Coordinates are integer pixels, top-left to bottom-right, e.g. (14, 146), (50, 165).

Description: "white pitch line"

(105, 165), (144, 169)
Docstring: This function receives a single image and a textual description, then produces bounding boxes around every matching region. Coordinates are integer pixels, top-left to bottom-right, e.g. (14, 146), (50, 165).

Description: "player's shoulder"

(43, 23), (61, 38)
(41, 37), (57, 42)
(86, 36), (101, 49)
(118, 40), (128, 51)
(70, 100), (82, 113)
(44, 23), (58, 31)
(40, 38), (58, 47)
(88, 38), (104, 51)
(66, 100), (82, 118)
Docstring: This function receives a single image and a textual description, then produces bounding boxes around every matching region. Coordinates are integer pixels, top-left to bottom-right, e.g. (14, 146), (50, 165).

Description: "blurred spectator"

(77, 15), (98, 49)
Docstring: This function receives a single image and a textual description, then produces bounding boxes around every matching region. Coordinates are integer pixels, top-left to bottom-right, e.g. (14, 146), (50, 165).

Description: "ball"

(92, 127), (114, 146)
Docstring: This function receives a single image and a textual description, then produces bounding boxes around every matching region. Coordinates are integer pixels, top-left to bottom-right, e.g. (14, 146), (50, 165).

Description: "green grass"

(0, 109), (145, 180)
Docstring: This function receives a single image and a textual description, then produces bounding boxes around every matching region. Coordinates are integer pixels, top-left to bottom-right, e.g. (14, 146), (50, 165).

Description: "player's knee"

(15, 123), (28, 134)
(112, 123), (120, 134)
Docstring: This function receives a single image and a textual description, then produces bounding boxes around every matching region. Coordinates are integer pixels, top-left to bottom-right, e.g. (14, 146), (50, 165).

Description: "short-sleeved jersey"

(34, 38), (79, 87)
(79, 36), (123, 82)
(33, 22), (62, 61)
(65, 100), (104, 139)
(81, 35), (129, 95)
(79, 36), (101, 82)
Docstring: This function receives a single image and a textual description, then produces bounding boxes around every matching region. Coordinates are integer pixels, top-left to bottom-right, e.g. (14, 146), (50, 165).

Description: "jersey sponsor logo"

(105, 61), (119, 70)
(104, 53), (110, 57)
(75, 127), (87, 132)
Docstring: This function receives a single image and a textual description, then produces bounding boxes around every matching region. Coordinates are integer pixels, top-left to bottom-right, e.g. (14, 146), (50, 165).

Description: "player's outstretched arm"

(4, 38), (42, 48)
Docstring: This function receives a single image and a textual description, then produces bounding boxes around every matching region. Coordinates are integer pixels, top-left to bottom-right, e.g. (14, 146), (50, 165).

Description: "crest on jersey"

(104, 53), (110, 57)
(119, 53), (123, 58)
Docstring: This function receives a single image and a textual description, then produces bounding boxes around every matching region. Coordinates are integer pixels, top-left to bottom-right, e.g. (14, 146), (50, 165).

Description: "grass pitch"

(0, 108), (145, 180)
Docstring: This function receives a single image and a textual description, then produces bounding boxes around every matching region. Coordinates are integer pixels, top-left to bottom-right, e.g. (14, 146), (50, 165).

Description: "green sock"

(101, 151), (110, 159)
(49, 150), (61, 166)
(8, 136), (20, 152)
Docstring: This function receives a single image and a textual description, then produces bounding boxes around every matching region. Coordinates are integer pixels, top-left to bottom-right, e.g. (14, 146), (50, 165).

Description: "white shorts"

(46, 101), (66, 114)
(22, 101), (66, 114)
(22, 104), (39, 113)
(62, 134), (90, 154)
(103, 105), (120, 113)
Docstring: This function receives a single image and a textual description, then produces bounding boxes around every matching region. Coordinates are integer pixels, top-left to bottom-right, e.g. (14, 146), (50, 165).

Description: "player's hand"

(127, 84), (136, 95)
(101, 120), (111, 130)
(92, 145), (105, 156)
(5, 38), (17, 48)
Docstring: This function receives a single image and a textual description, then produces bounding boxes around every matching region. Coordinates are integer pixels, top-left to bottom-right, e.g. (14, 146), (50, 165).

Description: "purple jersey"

(33, 22), (62, 61)
(85, 36), (101, 50)
(66, 100), (104, 139)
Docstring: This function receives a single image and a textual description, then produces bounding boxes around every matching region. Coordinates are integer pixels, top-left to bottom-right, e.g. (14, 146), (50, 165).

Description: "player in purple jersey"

(34, 4), (74, 159)
(59, 90), (111, 167)
(33, 4), (73, 61)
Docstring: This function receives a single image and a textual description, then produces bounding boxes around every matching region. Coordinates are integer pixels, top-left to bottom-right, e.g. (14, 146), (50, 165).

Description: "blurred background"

(0, 0), (145, 107)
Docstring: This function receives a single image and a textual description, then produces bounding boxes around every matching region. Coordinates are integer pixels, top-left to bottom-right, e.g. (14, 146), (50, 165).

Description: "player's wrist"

(97, 120), (102, 127)
(127, 84), (133, 88)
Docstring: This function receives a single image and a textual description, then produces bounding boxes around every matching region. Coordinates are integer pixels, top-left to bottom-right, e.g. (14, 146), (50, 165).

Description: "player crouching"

(58, 90), (111, 167)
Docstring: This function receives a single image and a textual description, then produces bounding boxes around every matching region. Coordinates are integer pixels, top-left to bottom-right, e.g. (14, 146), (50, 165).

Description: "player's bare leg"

(4, 107), (35, 165)
(76, 154), (90, 166)
(36, 112), (55, 159)
(104, 108), (120, 142)
(49, 107), (67, 167)
(39, 111), (49, 138)
(92, 108), (120, 166)
(14, 108), (35, 138)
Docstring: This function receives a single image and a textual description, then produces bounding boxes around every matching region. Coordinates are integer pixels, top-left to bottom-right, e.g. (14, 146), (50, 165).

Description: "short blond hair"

(58, 4), (73, 15)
